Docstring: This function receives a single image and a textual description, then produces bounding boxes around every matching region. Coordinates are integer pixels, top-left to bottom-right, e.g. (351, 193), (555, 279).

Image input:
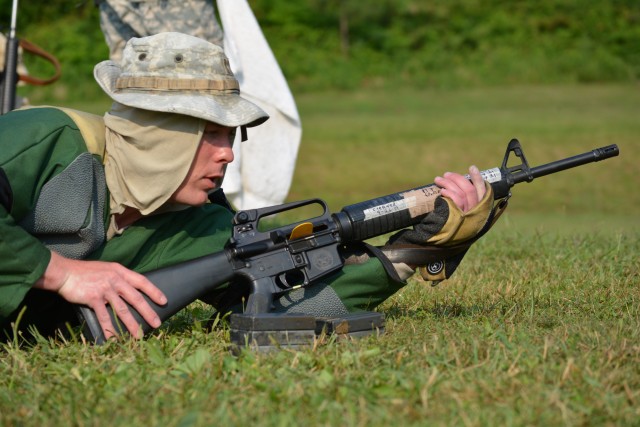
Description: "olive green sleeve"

(328, 256), (405, 312)
(0, 205), (51, 320)
(0, 108), (89, 321)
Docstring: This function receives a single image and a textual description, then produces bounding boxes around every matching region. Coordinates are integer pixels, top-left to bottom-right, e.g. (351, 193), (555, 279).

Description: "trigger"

(289, 222), (313, 240)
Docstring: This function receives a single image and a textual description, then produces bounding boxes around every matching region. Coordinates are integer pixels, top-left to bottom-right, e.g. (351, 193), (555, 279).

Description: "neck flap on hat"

(104, 103), (205, 216)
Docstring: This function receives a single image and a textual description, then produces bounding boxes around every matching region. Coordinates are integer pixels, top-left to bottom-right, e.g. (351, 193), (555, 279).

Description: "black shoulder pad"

(0, 167), (12, 212)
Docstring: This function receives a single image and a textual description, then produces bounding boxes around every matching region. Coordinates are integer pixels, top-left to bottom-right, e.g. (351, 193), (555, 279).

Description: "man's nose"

(215, 141), (234, 163)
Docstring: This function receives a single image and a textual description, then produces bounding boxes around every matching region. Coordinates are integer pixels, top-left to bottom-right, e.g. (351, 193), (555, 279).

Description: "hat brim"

(94, 61), (269, 128)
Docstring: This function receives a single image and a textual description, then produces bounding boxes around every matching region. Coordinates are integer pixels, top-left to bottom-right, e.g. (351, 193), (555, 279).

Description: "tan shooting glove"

(426, 181), (494, 245)
(383, 181), (498, 282)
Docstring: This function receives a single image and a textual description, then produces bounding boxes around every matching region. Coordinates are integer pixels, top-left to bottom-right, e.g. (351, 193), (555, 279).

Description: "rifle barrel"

(510, 144), (619, 185)
(336, 144), (619, 242)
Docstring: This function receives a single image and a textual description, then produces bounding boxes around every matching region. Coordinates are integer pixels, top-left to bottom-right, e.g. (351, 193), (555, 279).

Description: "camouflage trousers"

(97, 0), (224, 62)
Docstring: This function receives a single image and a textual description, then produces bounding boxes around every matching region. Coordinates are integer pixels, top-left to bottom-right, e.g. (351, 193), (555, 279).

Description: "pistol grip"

(245, 293), (273, 314)
(245, 277), (278, 314)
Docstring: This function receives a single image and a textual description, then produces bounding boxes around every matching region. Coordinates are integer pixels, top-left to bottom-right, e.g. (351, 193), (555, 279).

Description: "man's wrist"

(33, 251), (65, 293)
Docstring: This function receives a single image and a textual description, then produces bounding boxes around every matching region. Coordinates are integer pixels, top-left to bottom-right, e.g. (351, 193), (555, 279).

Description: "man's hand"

(434, 165), (487, 212)
(34, 251), (167, 340)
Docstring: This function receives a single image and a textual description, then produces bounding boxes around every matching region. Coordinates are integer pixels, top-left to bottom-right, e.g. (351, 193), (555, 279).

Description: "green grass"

(1, 84), (639, 426)
(1, 232), (638, 426)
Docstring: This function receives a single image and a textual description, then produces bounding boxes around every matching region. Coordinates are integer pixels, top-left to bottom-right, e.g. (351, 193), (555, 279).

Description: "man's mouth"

(207, 176), (223, 189)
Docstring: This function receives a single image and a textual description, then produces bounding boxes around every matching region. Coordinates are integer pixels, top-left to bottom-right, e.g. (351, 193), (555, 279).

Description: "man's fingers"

(117, 283), (163, 330)
(435, 167), (489, 213)
(116, 266), (167, 306)
(440, 187), (465, 211)
(468, 165), (486, 200)
(435, 175), (466, 211)
(92, 290), (161, 340)
(93, 303), (117, 340)
(93, 271), (165, 340)
(48, 257), (168, 340)
(106, 293), (146, 339)
(443, 172), (479, 212)
(103, 266), (166, 336)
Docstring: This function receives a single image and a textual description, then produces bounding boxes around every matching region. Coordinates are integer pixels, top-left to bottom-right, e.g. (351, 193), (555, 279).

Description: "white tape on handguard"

(465, 167), (502, 183)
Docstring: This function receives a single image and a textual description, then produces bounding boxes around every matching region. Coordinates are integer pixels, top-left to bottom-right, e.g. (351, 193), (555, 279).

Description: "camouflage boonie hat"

(94, 32), (268, 128)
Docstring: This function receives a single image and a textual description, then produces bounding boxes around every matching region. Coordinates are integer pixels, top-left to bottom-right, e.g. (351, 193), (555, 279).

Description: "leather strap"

(381, 243), (470, 266)
(17, 39), (61, 86)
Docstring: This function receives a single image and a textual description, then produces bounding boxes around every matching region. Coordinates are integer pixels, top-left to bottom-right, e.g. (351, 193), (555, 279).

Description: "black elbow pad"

(0, 168), (12, 212)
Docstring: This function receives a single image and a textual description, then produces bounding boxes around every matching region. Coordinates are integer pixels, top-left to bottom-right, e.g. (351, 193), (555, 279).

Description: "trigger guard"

(277, 272), (290, 289)
(277, 270), (308, 290)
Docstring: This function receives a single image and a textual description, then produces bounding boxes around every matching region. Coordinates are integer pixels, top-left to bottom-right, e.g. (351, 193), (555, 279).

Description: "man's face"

(169, 122), (235, 206)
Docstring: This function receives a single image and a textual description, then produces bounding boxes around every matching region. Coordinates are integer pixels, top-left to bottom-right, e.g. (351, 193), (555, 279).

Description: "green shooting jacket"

(0, 107), (402, 324)
(0, 107), (90, 320)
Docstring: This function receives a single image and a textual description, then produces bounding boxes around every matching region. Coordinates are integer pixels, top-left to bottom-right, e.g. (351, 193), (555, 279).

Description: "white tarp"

(217, 0), (302, 210)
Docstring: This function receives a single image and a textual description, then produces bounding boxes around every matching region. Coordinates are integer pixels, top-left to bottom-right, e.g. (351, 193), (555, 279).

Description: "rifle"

(1, 0), (19, 114)
(77, 139), (619, 344)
